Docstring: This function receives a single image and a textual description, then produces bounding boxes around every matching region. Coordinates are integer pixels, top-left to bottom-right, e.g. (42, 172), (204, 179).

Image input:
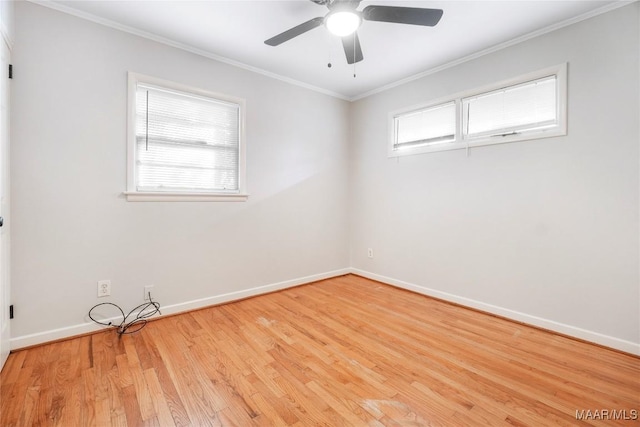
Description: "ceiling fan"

(264, 0), (443, 65)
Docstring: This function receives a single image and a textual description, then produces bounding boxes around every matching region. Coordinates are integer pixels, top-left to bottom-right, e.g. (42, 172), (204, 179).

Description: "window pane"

(464, 76), (557, 138)
(135, 84), (240, 192)
(394, 101), (456, 150)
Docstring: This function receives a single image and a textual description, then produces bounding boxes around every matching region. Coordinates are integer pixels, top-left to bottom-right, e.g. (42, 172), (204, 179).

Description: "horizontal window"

(388, 64), (567, 157)
(393, 101), (456, 151)
(126, 73), (247, 201)
(463, 75), (558, 140)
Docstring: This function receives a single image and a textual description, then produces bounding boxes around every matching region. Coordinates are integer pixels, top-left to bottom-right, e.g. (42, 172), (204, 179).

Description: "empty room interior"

(0, 0), (639, 425)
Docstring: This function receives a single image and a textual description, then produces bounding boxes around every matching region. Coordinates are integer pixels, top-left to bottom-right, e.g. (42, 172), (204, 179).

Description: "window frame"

(388, 63), (567, 157)
(392, 100), (457, 152)
(125, 72), (248, 202)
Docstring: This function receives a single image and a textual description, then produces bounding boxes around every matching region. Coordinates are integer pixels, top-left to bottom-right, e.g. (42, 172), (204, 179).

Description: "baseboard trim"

(11, 267), (638, 355)
(10, 268), (351, 350)
(349, 268), (640, 356)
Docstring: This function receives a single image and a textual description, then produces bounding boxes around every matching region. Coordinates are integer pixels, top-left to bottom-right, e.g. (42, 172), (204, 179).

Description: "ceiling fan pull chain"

(327, 33), (333, 68)
(353, 33), (357, 78)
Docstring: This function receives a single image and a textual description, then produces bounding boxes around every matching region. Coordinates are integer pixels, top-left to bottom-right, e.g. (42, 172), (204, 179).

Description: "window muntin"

(393, 101), (456, 151)
(126, 73), (246, 201)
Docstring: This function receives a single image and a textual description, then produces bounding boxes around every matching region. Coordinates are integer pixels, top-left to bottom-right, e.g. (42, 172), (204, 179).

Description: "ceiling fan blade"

(264, 17), (325, 46)
(362, 6), (443, 27)
(341, 32), (363, 64)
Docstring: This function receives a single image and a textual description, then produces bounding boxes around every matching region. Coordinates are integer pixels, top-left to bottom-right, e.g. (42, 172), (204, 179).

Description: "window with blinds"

(126, 73), (246, 201)
(463, 75), (558, 139)
(393, 101), (456, 151)
(387, 64), (566, 157)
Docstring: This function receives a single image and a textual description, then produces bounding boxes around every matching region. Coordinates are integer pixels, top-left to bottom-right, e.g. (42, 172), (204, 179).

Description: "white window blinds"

(393, 101), (456, 150)
(135, 83), (241, 193)
(463, 75), (557, 139)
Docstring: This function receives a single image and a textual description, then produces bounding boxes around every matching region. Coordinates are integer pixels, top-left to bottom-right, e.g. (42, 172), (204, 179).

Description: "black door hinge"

(9, 304), (13, 319)
(8, 64), (12, 79)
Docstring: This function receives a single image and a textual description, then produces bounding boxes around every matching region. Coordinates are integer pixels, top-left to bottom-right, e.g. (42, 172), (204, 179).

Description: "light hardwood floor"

(1, 274), (638, 426)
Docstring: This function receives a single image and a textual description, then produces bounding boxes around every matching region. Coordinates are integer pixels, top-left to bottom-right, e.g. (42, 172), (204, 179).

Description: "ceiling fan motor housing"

(311, 0), (361, 8)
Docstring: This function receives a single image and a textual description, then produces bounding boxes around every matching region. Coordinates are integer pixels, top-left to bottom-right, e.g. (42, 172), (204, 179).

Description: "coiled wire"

(89, 294), (161, 335)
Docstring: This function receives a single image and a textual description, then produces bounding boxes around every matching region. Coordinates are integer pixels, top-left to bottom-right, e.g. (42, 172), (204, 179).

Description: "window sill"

(123, 192), (249, 202)
(389, 127), (566, 157)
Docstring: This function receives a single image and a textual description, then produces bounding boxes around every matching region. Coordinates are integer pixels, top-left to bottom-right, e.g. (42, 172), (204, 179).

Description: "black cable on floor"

(89, 293), (161, 335)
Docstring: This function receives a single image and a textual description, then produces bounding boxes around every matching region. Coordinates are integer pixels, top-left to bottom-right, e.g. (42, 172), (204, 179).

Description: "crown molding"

(27, 0), (351, 101)
(28, 0), (636, 102)
(351, 0), (636, 101)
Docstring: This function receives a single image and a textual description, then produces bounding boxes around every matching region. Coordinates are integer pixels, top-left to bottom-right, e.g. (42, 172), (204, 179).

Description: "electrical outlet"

(97, 280), (111, 298)
(367, 248), (374, 258)
(144, 285), (154, 301)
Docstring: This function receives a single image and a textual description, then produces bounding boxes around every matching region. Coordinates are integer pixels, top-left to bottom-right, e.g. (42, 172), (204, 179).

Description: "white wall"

(0, 0), (13, 47)
(349, 3), (639, 352)
(10, 2), (350, 345)
(10, 1), (640, 354)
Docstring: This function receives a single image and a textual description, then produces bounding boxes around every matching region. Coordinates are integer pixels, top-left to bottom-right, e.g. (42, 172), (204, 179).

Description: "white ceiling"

(41, 0), (624, 100)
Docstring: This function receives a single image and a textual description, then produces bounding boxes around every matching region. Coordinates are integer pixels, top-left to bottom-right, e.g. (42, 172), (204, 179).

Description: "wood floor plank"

(149, 327), (221, 426)
(95, 398), (112, 427)
(270, 359), (334, 425)
(1, 274), (638, 426)
(17, 384), (39, 427)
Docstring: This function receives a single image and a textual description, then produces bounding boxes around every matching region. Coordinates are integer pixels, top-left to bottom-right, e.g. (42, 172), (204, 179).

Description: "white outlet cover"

(97, 280), (111, 297)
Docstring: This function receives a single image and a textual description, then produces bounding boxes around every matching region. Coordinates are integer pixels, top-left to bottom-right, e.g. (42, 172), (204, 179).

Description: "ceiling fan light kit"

(325, 11), (361, 37)
(265, 0), (443, 65)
